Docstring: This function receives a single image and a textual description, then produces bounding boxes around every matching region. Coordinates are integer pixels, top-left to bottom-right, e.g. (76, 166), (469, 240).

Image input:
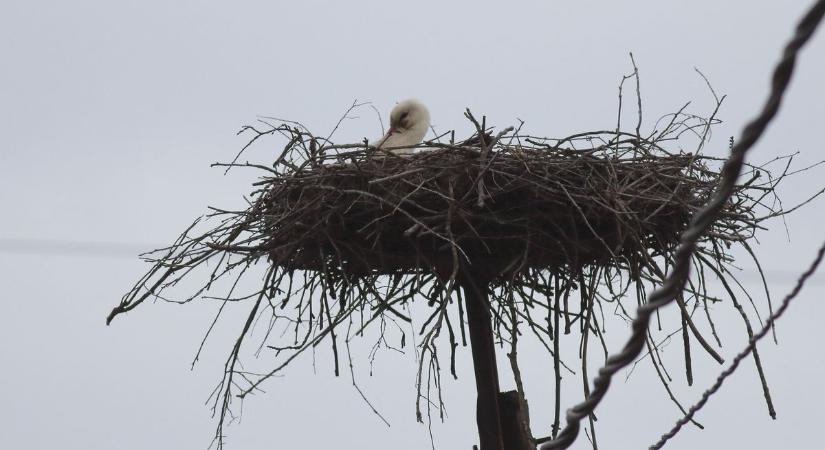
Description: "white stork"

(374, 99), (431, 155)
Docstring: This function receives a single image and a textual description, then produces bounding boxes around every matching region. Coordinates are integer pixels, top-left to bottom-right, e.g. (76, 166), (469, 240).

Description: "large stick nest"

(257, 143), (747, 283)
(108, 98), (803, 448)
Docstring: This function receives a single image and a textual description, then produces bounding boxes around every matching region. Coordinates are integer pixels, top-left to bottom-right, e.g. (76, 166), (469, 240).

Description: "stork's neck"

(406, 121), (429, 145)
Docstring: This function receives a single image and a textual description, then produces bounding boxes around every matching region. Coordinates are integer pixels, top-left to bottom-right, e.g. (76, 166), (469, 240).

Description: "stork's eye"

(400, 112), (409, 120)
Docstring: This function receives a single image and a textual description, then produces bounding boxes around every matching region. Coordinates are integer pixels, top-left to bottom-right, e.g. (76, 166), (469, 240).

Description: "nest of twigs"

(108, 99), (798, 448)
(257, 144), (749, 283)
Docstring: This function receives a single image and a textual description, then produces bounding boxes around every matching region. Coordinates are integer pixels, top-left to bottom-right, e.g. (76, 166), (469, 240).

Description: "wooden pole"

(462, 277), (505, 450)
(499, 390), (536, 450)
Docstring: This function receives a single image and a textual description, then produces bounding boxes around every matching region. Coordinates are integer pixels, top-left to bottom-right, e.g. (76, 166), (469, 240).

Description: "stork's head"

(387, 99), (431, 144)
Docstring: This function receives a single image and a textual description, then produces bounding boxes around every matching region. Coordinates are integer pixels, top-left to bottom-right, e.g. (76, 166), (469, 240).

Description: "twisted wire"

(540, 2), (825, 448)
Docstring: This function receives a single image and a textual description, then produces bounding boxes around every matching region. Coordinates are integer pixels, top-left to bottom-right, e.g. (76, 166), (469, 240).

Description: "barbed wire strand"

(650, 239), (825, 449)
(539, 1), (825, 449)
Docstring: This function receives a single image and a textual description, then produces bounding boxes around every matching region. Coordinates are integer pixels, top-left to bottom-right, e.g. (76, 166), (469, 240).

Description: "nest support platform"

(463, 273), (533, 450)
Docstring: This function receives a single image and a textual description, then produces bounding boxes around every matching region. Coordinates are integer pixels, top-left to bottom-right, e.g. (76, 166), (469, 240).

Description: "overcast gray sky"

(2, 1), (824, 449)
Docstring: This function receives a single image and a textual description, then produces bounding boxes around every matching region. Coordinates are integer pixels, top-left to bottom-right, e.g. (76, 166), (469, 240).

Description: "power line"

(0, 238), (157, 259)
(540, 2), (825, 448)
(0, 237), (823, 285)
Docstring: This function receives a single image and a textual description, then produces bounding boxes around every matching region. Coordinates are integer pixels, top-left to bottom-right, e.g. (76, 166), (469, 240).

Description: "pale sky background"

(2, 1), (825, 449)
